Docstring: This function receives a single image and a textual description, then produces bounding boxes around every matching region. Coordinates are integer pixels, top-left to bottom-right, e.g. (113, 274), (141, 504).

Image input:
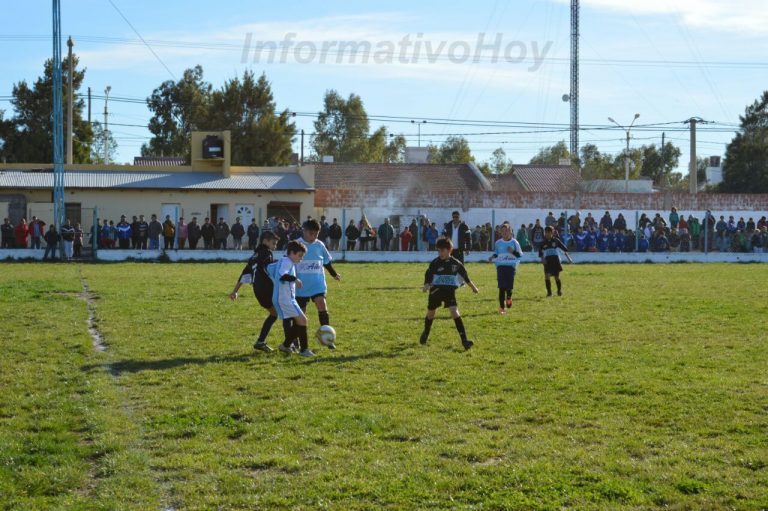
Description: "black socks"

(257, 315), (277, 344)
(454, 317), (467, 342)
(318, 310), (330, 326)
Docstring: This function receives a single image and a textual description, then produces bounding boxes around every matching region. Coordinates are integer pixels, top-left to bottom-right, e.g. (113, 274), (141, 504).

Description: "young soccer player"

(420, 238), (479, 350)
(229, 231), (279, 352)
(488, 222), (523, 314)
(539, 225), (573, 297)
(295, 219), (341, 349)
(269, 240), (315, 357)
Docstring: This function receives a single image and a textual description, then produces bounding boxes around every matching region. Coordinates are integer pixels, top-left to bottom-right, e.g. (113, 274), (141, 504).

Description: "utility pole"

(411, 120), (427, 147)
(608, 113), (640, 193)
(688, 118), (697, 194)
(103, 86), (111, 164)
(300, 129), (304, 165)
(66, 36), (74, 165)
(661, 132), (666, 188)
(570, 0), (579, 168)
(52, 0), (65, 259)
(87, 86), (91, 124)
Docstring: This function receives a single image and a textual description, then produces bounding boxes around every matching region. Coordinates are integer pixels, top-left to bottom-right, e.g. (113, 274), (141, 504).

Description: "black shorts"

(496, 266), (516, 290)
(252, 276), (274, 309)
(427, 287), (458, 310)
(543, 258), (563, 276)
(296, 293), (326, 309)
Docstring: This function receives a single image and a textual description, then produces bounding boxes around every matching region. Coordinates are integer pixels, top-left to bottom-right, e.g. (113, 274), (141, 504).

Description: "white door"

(234, 204), (255, 226)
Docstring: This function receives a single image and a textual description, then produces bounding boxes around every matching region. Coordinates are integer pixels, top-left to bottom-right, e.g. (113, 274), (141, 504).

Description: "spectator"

(177, 217), (188, 249)
(29, 216), (46, 249)
(43, 225), (60, 260)
(230, 217), (245, 250)
(247, 218), (260, 251)
(624, 229), (636, 252)
(597, 228), (609, 252)
(567, 211), (581, 234)
(668, 228), (681, 252)
(471, 226), (481, 251)
(637, 234), (649, 253)
(201, 217), (215, 249)
(557, 212), (566, 235)
(607, 229), (617, 252)
(378, 218), (395, 251)
(585, 227), (598, 252)
(61, 219), (75, 260)
(679, 227), (691, 252)
(130, 215), (140, 249)
(116, 215), (132, 249)
(574, 228), (587, 252)
(73, 223), (84, 258)
(399, 226), (412, 251)
(328, 218), (342, 251)
(613, 213), (627, 232)
(544, 211), (557, 228)
(318, 216), (330, 245)
(214, 217), (230, 249)
(136, 214), (149, 249)
(732, 230), (748, 252)
(678, 215), (688, 231)
(746, 217), (756, 232)
(638, 213), (650, 230)
(426, 222), (439, 250)
(148, 214), (162, 250)
(162, 215), (176, 250)
(614, 229), (626, 253)
(358, 216), (373, 251)
(14, 218), (29, 248)
(516, 224), (531, 252)
(530, 219), (545, 252)
(752, 228), (764, 253)
(345, 220), (360, 250)
(1, 218), (14, 248)
(737, 217), (746, 232)
(688, 214), (701, 250)
(583, 213), (596, 231)
(479, 226), (489, 252)
(599, 211), (612, 231)
(187, 217), (201, 250)
(652, 231), (670, 252)
(442, 211), (471, 262)
(99, 219), (111, 249)
(669, 207), (679, 229)
(408, 219), (419, 251)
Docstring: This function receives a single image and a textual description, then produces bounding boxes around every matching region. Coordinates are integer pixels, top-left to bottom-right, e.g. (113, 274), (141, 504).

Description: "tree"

(311, 90), (388, 163)
(639, 142), (681, 186)
(488, 147), (512, 174)
(0, 110), (10, 162)
(579, 143), (619, 180)
(3, 55), (93, 163)
(143, 65), (211, 160)
(202, 71), (295, 166)
(721, 91), (768, 192)
(379, 133), (407, 163)
(427, 136), (474, 164)
(529, 141), (570, 165)
(90, 121), (118, 164)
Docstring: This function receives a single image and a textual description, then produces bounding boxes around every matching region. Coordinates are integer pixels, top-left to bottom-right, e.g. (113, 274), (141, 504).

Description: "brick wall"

(315, 189), (768, 211)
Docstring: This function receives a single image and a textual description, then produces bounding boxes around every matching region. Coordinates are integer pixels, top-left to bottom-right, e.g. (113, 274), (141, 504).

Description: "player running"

(488, 222), (523, 314)
(539, 226), (573, 297)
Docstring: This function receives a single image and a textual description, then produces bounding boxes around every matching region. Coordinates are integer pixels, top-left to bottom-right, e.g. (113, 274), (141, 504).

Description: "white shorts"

(275, 295), (303, 320)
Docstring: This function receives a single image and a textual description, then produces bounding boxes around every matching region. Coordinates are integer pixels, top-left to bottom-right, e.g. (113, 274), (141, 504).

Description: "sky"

(1, 0), (767, 172)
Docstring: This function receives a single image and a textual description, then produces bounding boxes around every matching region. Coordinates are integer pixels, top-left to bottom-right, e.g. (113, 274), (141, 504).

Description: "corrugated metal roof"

(133, 156), (187, 166)
(0, 170), (311, 191)
(315, 163), (484, 192)
(511, 164), (581, 192)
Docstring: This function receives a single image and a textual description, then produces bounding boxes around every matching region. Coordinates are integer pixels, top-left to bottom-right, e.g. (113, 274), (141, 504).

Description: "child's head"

(435, 237), (453, 259)
(286, 240), (307, 263)
(501, 223), (512, 238)
(260, 231), (278, 249)
(544, 226), (554, 239)
(302, 219), (320, 242)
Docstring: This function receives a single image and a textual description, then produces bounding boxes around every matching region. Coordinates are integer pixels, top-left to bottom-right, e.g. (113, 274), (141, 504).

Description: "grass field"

(1, 261), (767, 510)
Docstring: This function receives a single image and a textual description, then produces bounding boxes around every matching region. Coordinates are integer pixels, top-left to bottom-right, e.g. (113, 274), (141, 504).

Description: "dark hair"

(544, 226), (554, 234)
(286, 240), (307, 254)
(435, 237), (453, 250)
(451, 211), (460, 217)
(303, 219), (321, 232)
(260, 231), (278, 242)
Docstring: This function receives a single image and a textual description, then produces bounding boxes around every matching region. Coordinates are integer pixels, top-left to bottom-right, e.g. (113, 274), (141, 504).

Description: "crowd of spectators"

(3, 207), (768, 257)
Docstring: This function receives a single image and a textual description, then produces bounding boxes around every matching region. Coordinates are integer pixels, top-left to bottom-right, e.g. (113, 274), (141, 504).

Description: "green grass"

(1, 262), (767, 510)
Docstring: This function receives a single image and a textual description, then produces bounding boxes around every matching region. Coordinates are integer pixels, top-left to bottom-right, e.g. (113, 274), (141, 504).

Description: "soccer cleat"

(557, 290), (562, 296)
(326, 342), (336, 350)
(253, 342), (273, 353)
(498, 307), (506, 315)
(278, 344), (293, 355)
(299, 349), (316, 357)
(462, 339), (474, 350)
(290, 340), (300, 353)
(419, 332), (428, 345)
(546, 292), (552, 297)
(505, 299), (513, 308)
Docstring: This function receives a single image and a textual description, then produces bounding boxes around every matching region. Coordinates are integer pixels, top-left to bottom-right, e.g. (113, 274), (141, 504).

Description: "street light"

(104, 86), (111, 165)
(411, 120), (427, 147)
(608, 113), (640, 193)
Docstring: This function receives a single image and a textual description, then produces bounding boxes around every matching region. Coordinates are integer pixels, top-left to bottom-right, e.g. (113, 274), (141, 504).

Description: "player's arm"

(509, 241), (522, 258)
(556, 239), (574, 263)
(423, 261), (436, 292)
(324, 262), (341, 281)
(457, 264), (479, 294)
(230, 262), (253, 299)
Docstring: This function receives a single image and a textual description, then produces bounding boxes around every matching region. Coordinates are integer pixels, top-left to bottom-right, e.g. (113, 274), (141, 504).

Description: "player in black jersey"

(538, 226), (573, 297)
(230, 231), (280, 352)
(419, 238), (479, 350)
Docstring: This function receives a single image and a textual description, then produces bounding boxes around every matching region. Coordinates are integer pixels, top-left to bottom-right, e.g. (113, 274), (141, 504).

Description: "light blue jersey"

(268, 256), (302, 320)
(295, 238), (332, 297)
(493, 238), (522, 268)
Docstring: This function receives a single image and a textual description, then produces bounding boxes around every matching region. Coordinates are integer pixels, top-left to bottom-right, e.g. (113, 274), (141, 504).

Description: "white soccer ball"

(316, 325), (337, 347)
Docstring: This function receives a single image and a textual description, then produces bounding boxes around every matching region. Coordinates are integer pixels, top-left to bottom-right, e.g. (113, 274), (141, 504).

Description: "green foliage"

(639, 142), (682, 185)
(427, 135), (474, 164)
(143, 65), (212, 161)
(2, 263), (768, 510)
(489, 147), (513, 174)
(3, 55), (93, 163)
(529, 140), (570, 165)
(310, 90), (403, 163)
(721, 90), (768, 192)
(580, 143), (620, 180)
(89, 121), (118, 164)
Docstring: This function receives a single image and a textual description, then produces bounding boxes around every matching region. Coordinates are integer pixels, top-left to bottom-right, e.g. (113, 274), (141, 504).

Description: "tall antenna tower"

(52, 0), (65, 251)
(570, 0), (579, 167)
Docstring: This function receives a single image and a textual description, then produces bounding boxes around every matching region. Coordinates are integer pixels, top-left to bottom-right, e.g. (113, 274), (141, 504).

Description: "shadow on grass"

(301, 346), (409, 365)
(81, 353), (255, 376)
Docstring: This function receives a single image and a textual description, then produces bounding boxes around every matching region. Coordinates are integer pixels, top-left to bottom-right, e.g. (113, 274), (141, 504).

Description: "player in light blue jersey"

(295, 219), (342, 349)
(488, 223), (523, 314)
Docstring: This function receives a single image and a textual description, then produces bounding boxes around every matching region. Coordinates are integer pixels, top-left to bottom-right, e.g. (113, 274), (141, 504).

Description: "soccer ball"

(316, 325), (337, 347)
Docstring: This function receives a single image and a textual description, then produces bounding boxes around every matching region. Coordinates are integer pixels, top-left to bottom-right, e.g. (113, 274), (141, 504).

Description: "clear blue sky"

(1, 0), (766, 172)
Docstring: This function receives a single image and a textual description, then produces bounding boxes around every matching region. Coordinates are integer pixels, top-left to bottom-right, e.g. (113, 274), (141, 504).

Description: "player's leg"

(554, 271), (563, 296)
(292, 312), (314, 356)
(449, 305), (473, 350)
(506, 267), (515, 308)
(498, 288), (506, 313)
(313, 295), (330, 326)
(420, 307), (437, 345)
(254, 306), (277, 352)
(544, 271), (553, 296)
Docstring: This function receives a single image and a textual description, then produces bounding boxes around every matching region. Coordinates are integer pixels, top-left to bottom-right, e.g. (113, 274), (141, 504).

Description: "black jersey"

(239, 245), (275, 288)
(424, 256), (472, 288)
(538, 238), (568, 262)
